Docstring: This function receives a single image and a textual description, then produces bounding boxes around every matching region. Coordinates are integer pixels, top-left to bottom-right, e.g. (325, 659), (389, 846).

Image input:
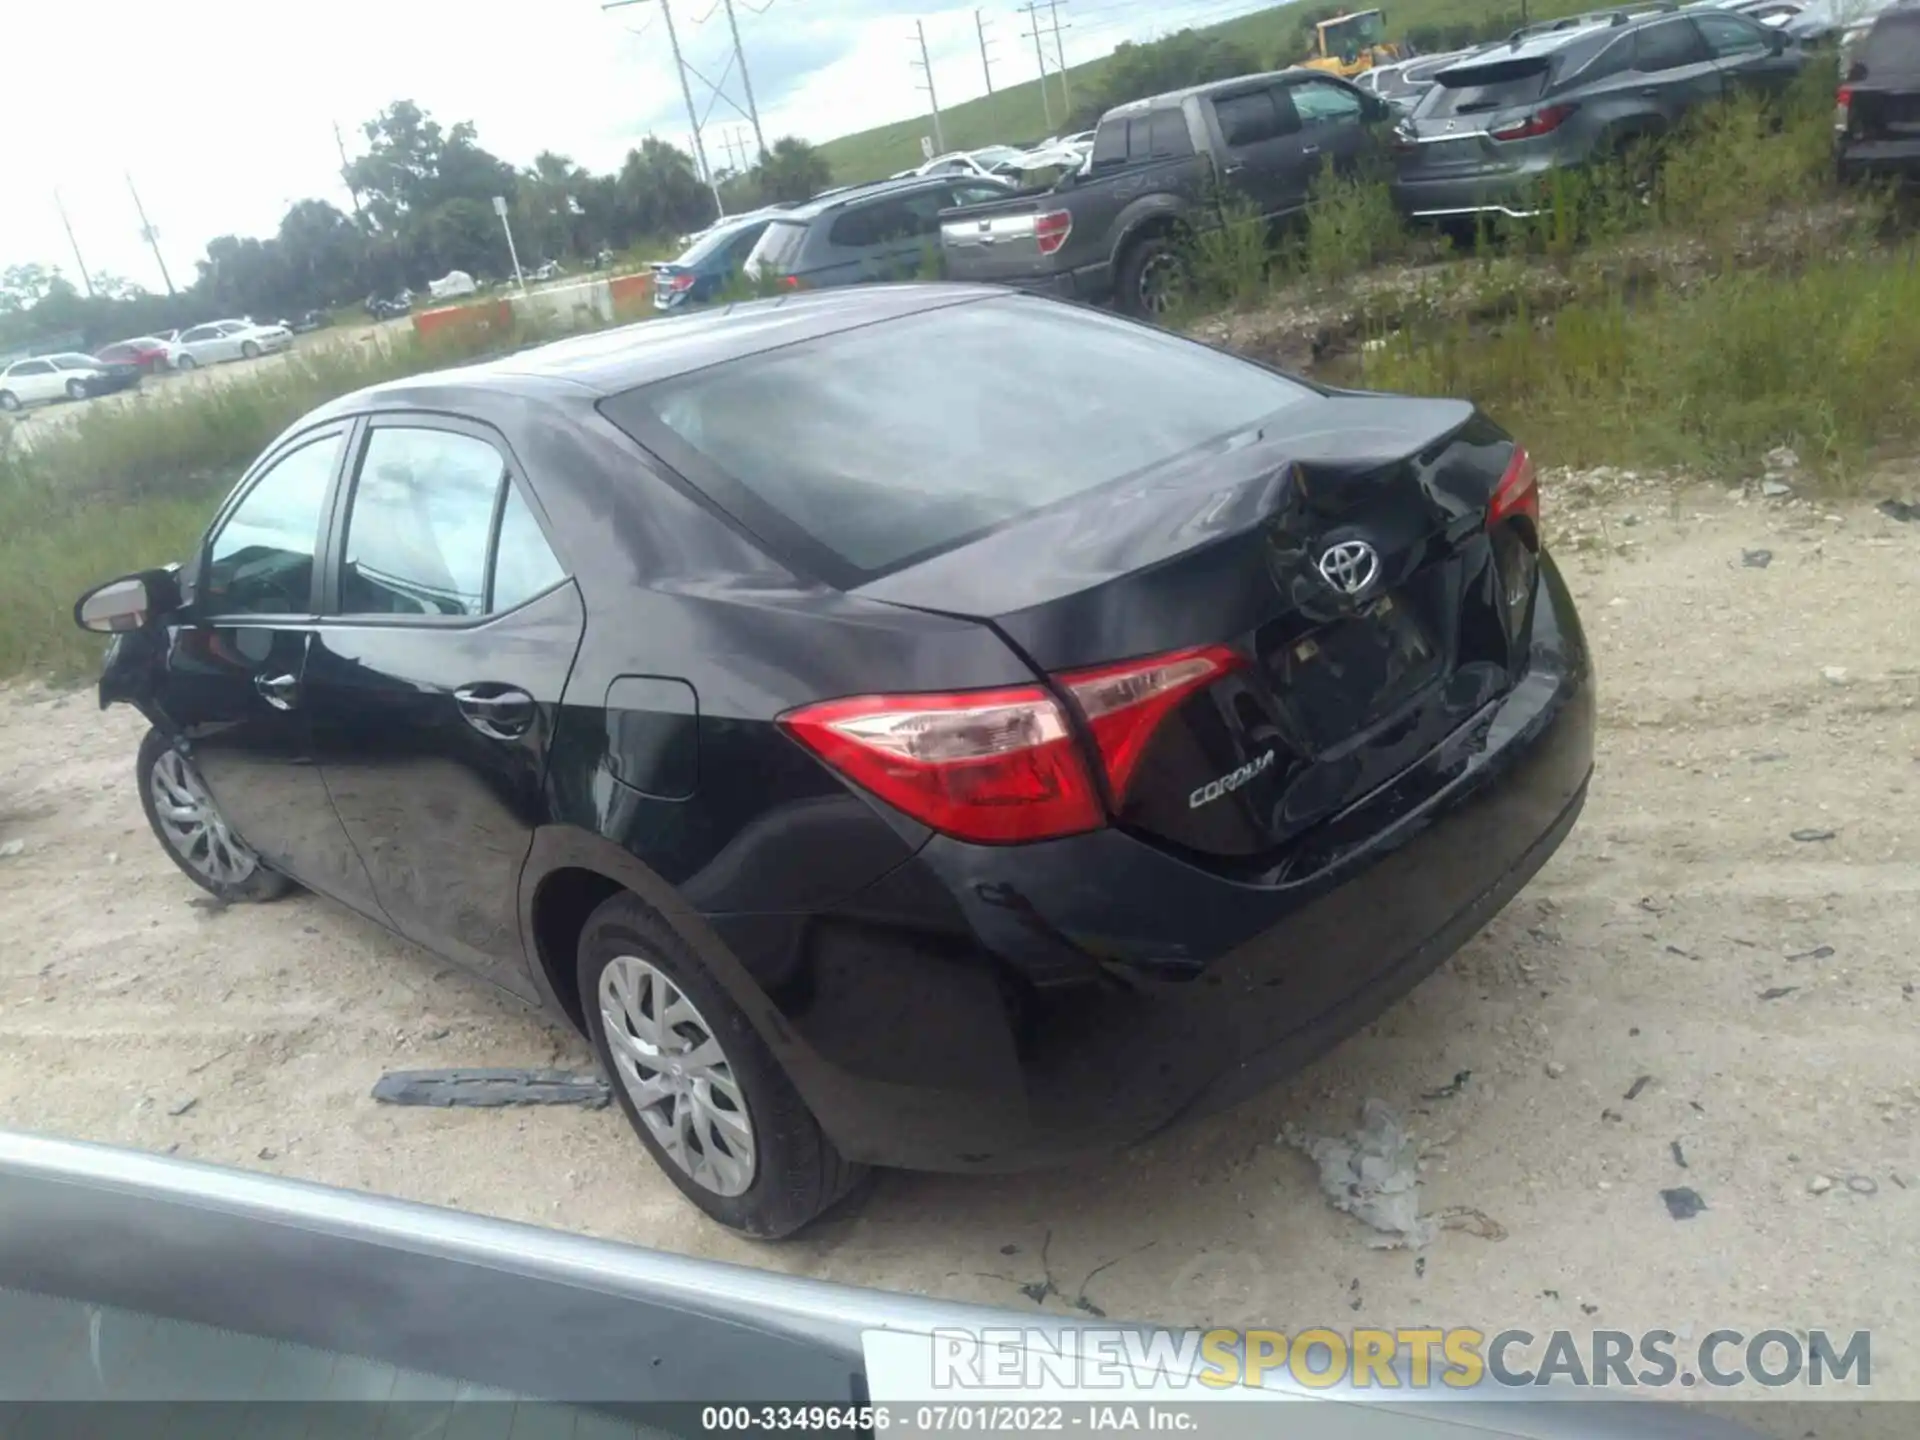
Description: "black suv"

(1393, 5), (1806, 220)
(1836, 0), (1920, 182)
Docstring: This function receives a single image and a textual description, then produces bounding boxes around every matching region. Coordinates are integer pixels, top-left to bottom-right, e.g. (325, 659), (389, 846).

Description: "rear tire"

(1115, 235), (1189, 321)
(175, 354), (197, 371)
(0, 391), (18, 412)
(578, 891), (864, 1238)
(240, 340), (261, 360)
(65, 379), (87, 402)
(136, 729), (293, 904)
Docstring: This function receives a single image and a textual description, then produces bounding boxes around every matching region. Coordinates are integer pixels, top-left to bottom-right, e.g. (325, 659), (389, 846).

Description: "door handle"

(454, 685), (535, 741)
(1223, 161), (1247, 175)
(1301, 143), (1322, 156)
(254, 673), (299, 711)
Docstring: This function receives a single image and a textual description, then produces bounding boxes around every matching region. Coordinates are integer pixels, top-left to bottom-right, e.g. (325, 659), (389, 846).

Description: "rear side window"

(1089, 116), (1132, 168)
(601, 298), (1317, 578)
(1694, 12), (1773, 56)
(745, 219), (808, 274)
(1149, 109), (1194, 157)
(1422, 58), (1552, 116)
(339, 427), (503, 618)
(1216, 90), (1283, 146)
(1634, 19), (1711, 70)
(1863, 11), (1920, 72)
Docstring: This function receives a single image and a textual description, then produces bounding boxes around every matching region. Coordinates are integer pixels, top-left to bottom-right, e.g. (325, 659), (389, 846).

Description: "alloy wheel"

(598, 955), (757, 1197)
(1137, 251), (1185, 316)
(148, 748), (259, 886)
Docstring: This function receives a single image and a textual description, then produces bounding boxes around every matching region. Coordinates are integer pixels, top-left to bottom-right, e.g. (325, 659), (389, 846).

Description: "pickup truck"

(940, 69), (1392, 317)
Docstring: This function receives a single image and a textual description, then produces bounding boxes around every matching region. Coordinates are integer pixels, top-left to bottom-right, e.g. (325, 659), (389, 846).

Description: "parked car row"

(0, 352), (143, 412)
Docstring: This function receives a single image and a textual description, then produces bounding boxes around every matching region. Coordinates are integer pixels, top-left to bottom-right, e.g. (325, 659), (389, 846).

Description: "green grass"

(812, 0), (1605, 185)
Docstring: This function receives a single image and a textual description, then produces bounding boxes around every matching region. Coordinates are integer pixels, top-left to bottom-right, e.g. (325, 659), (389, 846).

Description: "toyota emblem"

(1318, 540), (1380, 597)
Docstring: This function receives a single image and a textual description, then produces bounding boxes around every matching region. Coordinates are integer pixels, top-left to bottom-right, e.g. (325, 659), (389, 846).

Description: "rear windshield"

(1864, 11), (1920, 71)
(1422, 58), (1553, 116)
(744, 219), (808, 274)
(676, 219), (762, 265)
(600, 298), (1316, 578)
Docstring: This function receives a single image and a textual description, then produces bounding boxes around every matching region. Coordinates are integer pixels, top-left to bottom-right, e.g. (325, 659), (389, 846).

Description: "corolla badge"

(1317, 539), (1380, 597)
(1189, 750), (1275, 810)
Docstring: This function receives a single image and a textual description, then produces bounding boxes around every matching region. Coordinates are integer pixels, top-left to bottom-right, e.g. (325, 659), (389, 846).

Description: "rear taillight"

(781, 644), (1242, 843)
(1835, 84), (1854, 130)
(670, 273), (697, 292)
(1488, 446), (1540, 643)
(780, 275), (806, 290)
(780, 687), (1100, 844)
(1034, 209), (1073, 256)
(1489, 103), (1578, 142)
(1488, 444), (1540, 537)
(1057, 646), (1244, 805)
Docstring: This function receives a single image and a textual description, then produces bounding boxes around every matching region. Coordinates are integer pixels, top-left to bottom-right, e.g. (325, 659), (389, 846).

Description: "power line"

(910, 18), (946, 155)
(975, 9), (997, 95)
(52, 191), (95, 299)
(601, 0), (721, 212)
(719, 0), (768, 157)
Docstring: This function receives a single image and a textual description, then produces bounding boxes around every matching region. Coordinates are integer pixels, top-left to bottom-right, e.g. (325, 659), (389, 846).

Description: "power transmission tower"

(975, 9), (997, 95)
(124, 174), (176, 297)
(602, 0), (721, 213)
(910, 19), (946, 155)
(1045, 0), (1072, 115)
(718, 0), (768, 158)
(1018, 2), (1055, 131)
(52, 191), (95, 299)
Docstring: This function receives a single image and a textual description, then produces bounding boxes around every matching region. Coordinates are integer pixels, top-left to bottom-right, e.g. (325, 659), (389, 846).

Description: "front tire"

(240, 340), (261, 360)
(0, 391), (18, 412)
(137, 729), (292, 903)
(65, 379), (87, 401)
(578, 892), (864, 1237)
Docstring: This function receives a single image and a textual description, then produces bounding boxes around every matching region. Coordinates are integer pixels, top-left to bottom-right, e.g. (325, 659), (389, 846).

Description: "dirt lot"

(1, 477), (1916, 1390)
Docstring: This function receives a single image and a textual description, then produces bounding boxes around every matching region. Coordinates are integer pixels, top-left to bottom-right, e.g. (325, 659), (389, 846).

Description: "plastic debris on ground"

(1283, 1099), (1438, 1250)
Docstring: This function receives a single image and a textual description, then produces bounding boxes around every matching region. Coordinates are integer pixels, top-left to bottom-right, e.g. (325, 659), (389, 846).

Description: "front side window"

(1695, 12), (1772, 56)
(204, 432), (344, 617)
(1289, 79), (1367, 127)
(339, 428), (503, 618)
(1635, 19), (1711, 70)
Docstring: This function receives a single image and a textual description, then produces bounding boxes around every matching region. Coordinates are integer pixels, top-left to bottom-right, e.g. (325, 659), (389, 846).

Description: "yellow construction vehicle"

(1300, 10), (1404, 80)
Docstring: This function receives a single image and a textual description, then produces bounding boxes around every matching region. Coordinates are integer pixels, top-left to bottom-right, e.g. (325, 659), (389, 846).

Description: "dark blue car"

(650, 210), (781, 311)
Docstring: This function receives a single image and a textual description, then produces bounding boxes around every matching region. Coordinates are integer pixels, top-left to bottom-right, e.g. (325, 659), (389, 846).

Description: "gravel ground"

(1, 477), (1915, 1396)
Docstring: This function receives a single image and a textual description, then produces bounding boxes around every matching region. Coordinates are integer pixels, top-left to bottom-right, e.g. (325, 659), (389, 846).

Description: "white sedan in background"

(0, 352), (143, 411)
(171, 319), (293, 370)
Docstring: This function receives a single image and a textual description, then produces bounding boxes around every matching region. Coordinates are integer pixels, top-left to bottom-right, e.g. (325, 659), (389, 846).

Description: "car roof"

(314, 284), (1010, 415)
(768, 174), (997, 221)
(1102, 66), (1336, 116)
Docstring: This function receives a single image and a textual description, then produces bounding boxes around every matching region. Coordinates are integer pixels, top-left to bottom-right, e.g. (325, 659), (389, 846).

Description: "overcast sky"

(4, 0), (1280, 289)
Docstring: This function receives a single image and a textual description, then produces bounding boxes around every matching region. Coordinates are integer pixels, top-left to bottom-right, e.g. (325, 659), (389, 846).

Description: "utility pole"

(719, 0), (768, 159)
(1019, 3), (1055, 131)
(975, 9), (997, 95)
(52, 191), (95, 299)
(125, 173), (176, 297)
(333, 121), (367, 228)
(603, 0), (719, 213)
(910, 19), (946, 155)
(1045, 0), (1072, 116)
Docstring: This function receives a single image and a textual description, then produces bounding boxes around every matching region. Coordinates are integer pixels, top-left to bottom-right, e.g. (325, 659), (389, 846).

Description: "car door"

(6, 359), (59, 405)
(1695, 10), (1798, 96)
(302, 416), (581, 998)
(175, 325), (218, 364)
(1207, 87), (1309, 216)
(1281, 75), (1380, 187)
(160, 423), (389, 916)
(1628, 17), (1726, 125)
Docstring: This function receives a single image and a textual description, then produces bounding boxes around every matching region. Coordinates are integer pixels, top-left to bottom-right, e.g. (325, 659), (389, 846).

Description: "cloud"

(1, 0), (1274, 286)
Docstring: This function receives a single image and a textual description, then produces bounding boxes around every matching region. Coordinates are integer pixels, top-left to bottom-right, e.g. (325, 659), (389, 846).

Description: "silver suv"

(741, 174), (1015, 290)
(1391, 5), (1806, 220)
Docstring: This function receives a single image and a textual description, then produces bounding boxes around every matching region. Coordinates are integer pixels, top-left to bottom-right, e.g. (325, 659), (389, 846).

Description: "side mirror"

(73, 568), (181, 635)
(1363, 95), (1394, 123)
(1768, 29), (1786, 52)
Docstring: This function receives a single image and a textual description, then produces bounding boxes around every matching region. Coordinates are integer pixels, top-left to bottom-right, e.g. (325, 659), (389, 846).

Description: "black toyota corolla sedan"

(75, 285), (1593, 1237)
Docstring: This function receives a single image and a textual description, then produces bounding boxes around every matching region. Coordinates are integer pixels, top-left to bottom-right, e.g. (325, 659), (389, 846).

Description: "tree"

(756, 137), (831, 205)
(344, 100), (518, 281)
(0, 263), (61, 314)
(278, 200), (364, 307)
(516, 151), (590, 265)
(1074, 31), (1262, 128)
(615, 140), (714, 241)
